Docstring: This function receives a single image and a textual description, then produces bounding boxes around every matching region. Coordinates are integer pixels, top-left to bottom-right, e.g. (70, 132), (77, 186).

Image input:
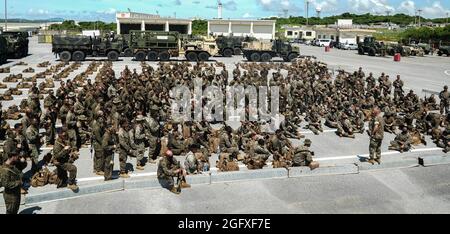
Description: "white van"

(318, 39), (332, 47)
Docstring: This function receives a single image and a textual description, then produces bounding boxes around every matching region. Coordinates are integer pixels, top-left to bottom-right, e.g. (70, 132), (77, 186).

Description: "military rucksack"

(31, 168), (52, 187)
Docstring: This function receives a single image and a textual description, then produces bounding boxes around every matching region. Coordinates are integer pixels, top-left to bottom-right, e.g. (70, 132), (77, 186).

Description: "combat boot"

(367, 159), (375, 165)
(136, 165), (145, 170)
(170, 186), (181, 195)
(120, 172), (130, 178)
(180, 181), (191, 188)
(375, 158), (381, 165)
(148, 158), (157, 164)
(68, 183), (79, 191)
(96, 171), (105, 176)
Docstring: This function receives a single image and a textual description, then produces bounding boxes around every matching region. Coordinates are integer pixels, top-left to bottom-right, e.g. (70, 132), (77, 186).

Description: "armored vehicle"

(215, 35), (255, 57)
(183, 37), (219, 61)
(438, 45), (450, 56)
(242, 40), (300, 62)
(127, 31), (180, 61)
(358, 37), (386, 56)
(1, 31), (29, 59)
(52, 34), (126, 62)
(0, 36), (7, 64)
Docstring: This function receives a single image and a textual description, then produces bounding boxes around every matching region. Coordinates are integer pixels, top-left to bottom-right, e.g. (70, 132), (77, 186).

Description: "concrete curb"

(124, 173), (211, 190)
(419, 155), (450, 167)
(210, 168), (288, 183)
(25, 180), (124, 205)
(288, 164), (359, 178)
(356, 158), (419, 171)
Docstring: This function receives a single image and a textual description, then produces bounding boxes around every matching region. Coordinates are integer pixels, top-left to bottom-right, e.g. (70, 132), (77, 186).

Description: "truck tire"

(72, 51), (85, 61)
(107, 51), (119, 61)
(250, 52), (261, 62)
(261, 53), (272, 62)
(159, 51), (170, 61)
(186, 52), (198, 61)
(222, 48), (233, 57)
(147, 51), (158, 61)
(59, 51), (71, 62)
(123, 48), (133, 57)
(234, 48), (242, 55)
(135, 51), (147, 61)
(287, 53), (298, 62)
(198, 52), (210, 61)
(358, 48), (364, 55)
(368, 48), (376, 56)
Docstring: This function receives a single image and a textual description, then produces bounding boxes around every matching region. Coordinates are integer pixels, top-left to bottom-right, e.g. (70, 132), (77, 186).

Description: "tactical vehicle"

(52, 34), (126, 62)
(358, 37), (386, 56)
(215, 35), (255, 57)
(182, 37), (219, 61)
(242, 40), (300, 62)
(438, 45), (450, 56)
(1, 31), (29, 59)
(127, 31), (180, 61)
(417, 43), (431, 55)
(0, 36), (7, 64)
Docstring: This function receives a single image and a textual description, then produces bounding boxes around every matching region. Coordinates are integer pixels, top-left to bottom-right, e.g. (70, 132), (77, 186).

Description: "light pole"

(417, 9), (422, 27)
(4, 0), (7, 31)
(306, 0), (310, 26)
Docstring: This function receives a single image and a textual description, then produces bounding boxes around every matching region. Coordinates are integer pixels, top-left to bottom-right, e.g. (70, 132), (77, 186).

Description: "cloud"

(96, 8), (117, 15)
(256, 0), (301, 13)
(310, 0), (339, 12)
(174, 0), (182, 5)
(348, 0), (395, 14)
(422, 1), (449, 17)
(193, 1), (201, 4)
(242, 12), (253, 18)
(398, 0), (415, 15)
(223, 0), (237, 11)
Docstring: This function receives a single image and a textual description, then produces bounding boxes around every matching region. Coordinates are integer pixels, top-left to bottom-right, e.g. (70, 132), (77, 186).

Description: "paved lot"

(0, 37), (448, 212)
(4, 164), (450, 214)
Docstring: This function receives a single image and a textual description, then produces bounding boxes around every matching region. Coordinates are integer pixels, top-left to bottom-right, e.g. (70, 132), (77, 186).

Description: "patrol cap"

(68, 92), (76, 98)
(304, 139), (312, 145)
(78, 115), (87, 121)
(113, 98), (121, 104)
(136, 115), (145, 121)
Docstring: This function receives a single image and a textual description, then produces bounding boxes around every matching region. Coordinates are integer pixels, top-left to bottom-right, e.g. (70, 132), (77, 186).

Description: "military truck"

(215, 35), (255, 57)
(182, 37), (219, 61)
(1, 31), (29, 59)
(438, 45), (450, 57)
(242, 40), (300, 62)
(0, 36), (7, 65)
(52, 34), (126, 62)
(127, 31), (180, 61)
(358, 37), (386, 56)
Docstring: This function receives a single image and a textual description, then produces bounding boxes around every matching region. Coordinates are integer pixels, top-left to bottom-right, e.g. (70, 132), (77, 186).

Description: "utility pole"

(417, 9), (422, 27)
(4, 0), (7, 31)
(446, 12), (449, 25)
(306, 0), (310, 26)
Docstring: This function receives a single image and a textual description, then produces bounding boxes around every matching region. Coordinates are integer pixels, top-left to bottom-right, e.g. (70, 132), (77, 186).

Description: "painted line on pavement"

(314, 147), (443, 162)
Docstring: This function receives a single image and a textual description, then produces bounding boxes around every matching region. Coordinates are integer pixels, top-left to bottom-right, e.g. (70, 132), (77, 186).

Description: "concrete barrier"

(210, 168), (288, 184)
(25, 180), (124, 204)
(185, 173), (211, 185)
(288, 164), (359, 178)
(124, 173), (212, 190)
(419, 155), (450, 167)
(356, 158), (419, 171)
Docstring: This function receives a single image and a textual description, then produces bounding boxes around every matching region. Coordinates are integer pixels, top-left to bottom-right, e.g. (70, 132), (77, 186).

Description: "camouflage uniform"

(157, 156), (181, 190)
(389, 130), (412, 152)
(53, 137), (78, 188)
(25, 123), (40, 166)
(40, 108), (57, 145)
(91, 119), (105, 173)
(131, 117), (146, 168)
(292, 145), (313, 167)
(439, 86), (449, 115)
(65, 111), (78, 149)
(102, 129), (116, 181)
(368, 114), (385, 162)
(144, 116), (160, 161)
(118, 126), (134, 174)
(1, 163), (23, 214)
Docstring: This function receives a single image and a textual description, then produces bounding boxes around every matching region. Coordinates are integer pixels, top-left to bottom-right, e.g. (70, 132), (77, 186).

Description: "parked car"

(342, 43), (358, 50)
(318, 39), (332, 47)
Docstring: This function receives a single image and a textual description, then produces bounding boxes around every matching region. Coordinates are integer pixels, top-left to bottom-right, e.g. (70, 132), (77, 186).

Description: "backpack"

(31, 167), (52, 188)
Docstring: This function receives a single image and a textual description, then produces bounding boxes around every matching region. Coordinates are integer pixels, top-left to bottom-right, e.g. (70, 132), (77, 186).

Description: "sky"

(2, 0), (450, 22)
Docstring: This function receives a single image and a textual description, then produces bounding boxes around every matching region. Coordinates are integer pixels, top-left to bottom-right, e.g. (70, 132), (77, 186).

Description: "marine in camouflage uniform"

(40, 106), (57, 146)
(117, 120), (133, 178)
(102, 124), (117, 181)
(292, 139), (314, 167)
(157, 150), (190, 194)
(244, 139), (271, 170)
(91, 112), (105, 175)
(144, 114), (160, 163)
(52, 132), (78, 191)
(439, 85), (449, 115)
(388, 126), (412, 153)
(131, 115), (146, 170)
(1, 152), (23, 214)
(65, 107), (78, 149)
(219, 126), (239, 157)
(25, 118), (40, 172)
(368, 107), (384, 164)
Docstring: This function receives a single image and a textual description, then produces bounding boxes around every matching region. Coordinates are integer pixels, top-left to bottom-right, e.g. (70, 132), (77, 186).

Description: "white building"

(208, 19), (276, 40)
(283, 26), (316, 41)
(116, 12), (192, 35)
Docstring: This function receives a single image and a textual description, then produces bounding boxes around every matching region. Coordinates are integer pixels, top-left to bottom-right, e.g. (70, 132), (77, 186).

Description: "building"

(315, 27), (375, 44)
(116, 12), (192, 35)
(283, 26), (316, 41)
(208, 19), (276, 40)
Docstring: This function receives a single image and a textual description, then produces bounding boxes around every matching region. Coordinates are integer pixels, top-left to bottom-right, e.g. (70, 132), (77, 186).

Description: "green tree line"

(48, 20), (116, 32)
